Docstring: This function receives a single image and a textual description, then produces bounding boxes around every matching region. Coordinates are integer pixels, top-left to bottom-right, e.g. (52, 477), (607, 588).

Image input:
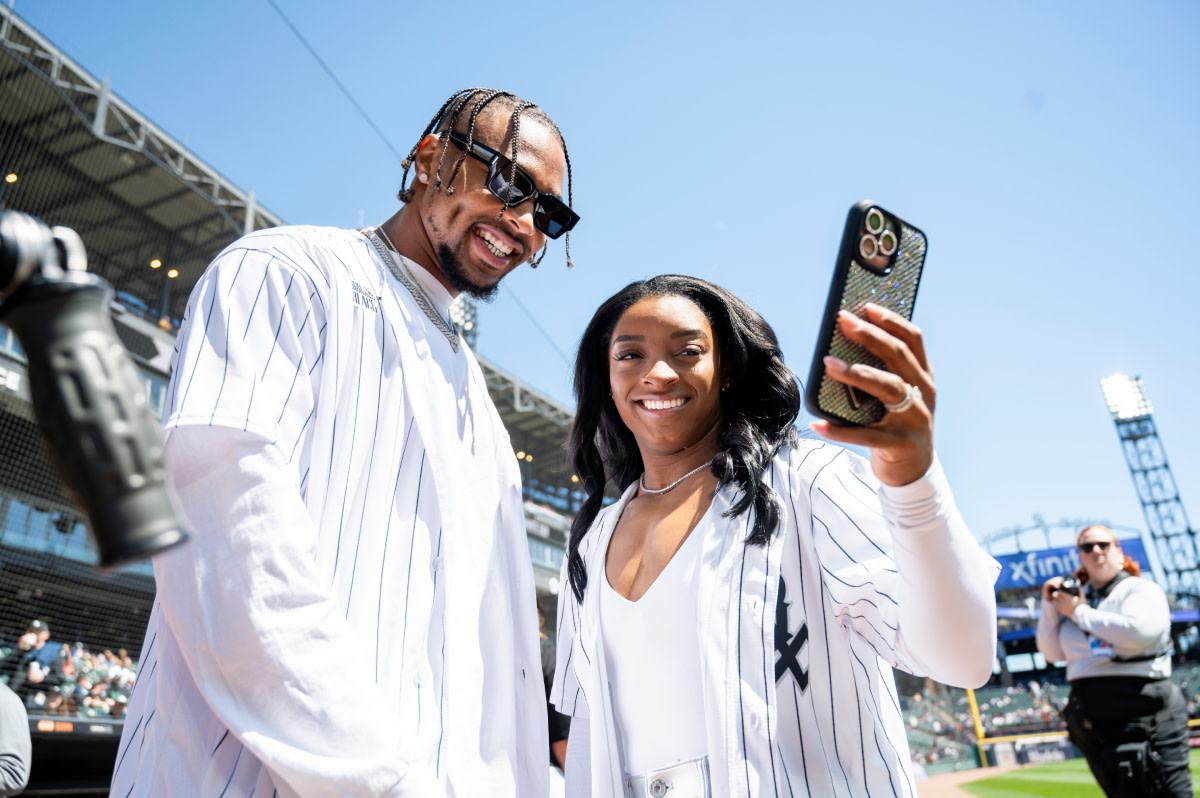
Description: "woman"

(1037, 526), (1194, 798)
(551, 276), (1000, 798)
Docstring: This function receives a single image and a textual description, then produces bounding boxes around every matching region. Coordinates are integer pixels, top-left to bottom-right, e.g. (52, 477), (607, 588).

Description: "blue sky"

(14, 1), (1200, 560)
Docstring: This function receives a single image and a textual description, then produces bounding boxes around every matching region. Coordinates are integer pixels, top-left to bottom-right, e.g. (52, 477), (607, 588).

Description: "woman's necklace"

(367, 226), (459, 352)
(639, 456), (717, 496)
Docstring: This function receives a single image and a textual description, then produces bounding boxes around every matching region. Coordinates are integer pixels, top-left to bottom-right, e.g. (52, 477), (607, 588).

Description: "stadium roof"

(0, 5), (582, 509)
(0, 6), (284, 323)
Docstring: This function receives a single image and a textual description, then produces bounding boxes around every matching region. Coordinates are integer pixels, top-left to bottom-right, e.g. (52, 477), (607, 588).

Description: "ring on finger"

(883, 382), (922, 414)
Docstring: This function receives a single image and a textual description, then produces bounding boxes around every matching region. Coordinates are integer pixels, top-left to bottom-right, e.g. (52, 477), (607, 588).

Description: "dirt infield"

(916, 764), (1025, 798)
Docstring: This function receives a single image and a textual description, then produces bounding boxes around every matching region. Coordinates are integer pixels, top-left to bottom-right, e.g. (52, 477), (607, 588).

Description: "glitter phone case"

(803, 201), (928, 426)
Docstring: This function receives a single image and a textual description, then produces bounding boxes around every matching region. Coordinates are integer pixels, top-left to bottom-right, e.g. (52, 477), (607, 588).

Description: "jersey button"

(649, 778), (668, 797)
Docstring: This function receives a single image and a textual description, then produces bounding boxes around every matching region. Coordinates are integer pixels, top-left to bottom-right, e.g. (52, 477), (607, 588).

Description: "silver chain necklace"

(639, 456), (717, 496)
(367, 227), (459, 352)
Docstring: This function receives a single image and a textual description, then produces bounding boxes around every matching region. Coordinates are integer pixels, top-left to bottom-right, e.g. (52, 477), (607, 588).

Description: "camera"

(0, 210), (188, 569)
(1056, 577), (1081, 595)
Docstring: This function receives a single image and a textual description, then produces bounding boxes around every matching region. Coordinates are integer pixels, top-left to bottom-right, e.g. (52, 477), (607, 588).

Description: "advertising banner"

(993, 538), (1150, 592)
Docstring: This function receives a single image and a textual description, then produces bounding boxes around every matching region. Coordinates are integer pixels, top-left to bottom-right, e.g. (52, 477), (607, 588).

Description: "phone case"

(803, 201), (927, 426)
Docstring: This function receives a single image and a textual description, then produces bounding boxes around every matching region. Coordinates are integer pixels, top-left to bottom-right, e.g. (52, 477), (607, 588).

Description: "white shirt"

(553, 442), (1000, 798)
(110, 226), (547, 798)
(601, 504), (710, 776)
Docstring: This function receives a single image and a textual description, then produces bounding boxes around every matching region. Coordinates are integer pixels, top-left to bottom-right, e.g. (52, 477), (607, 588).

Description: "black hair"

(565, 275), (801, 602)
(397, 87), (575, 268)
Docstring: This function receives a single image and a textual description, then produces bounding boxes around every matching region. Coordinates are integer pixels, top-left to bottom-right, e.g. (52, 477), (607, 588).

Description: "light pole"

(1101, 374), (1199, 595)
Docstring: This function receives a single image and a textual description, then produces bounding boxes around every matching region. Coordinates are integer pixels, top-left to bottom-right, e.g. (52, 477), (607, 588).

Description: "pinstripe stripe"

(434, 526), (447, 778)
(139, 709), (155, 751)
(396, 451), (426, 687)
(761, 531), (780, 797)
(218, 743), (245, 798)
(818, 586), (852, 795)
(815, 487), (890, 559)
(111, 713), (143, 782)
(329, 317), (367, 579)
(736, 535), (752, 795)
(846, 643), (901, 798)
(258, 268), (299, 374)
(344, 319), (386, 616)
(241, 267), (271, 341)
(211, 729), (230, 757)
(783, 482), (812, 795)
(375, 416), (417, 683)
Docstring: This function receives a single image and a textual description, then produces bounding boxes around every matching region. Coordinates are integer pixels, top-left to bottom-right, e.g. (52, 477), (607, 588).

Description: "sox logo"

(774, 576), (808, 691)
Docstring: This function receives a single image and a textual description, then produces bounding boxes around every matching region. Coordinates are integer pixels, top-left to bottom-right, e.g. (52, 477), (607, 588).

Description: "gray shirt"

(1036, 573), (1172, 681)
(0, 682), (30, 796)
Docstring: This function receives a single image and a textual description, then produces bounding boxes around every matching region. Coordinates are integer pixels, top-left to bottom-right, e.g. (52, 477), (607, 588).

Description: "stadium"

(2, 6), (1199, 796)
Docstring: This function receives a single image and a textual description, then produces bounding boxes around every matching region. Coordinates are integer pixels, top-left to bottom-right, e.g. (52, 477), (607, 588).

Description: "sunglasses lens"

(534, 200), (579, 239)
(1081, 542), (1111, 553)
(488, 167), (534, 207)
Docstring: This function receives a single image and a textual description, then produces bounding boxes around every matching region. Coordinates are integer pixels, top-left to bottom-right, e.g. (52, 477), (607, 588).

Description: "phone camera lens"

(878, 229), (897, 256)
(858, 235), (879, 260)
(865, 208), (886, 235)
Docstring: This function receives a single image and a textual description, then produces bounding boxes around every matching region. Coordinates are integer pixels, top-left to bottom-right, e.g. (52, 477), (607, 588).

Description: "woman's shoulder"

(774, 438), (870, 488)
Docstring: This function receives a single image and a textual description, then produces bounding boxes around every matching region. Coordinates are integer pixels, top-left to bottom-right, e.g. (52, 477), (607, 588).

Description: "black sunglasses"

(1078, 541), (1113, 554)
(446, 130), (579, 239)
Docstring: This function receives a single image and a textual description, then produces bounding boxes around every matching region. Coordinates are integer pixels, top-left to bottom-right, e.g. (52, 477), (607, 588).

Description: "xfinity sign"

(994, 538), (1150, 592)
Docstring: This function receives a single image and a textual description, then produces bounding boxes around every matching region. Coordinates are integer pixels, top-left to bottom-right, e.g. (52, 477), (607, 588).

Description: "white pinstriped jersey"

(552, 443), (1000, 798)
(110, 226), (547, 798)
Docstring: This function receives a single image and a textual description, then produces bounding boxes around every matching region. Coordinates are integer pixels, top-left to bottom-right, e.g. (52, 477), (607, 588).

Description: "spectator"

(1037, 525), (1193, 797)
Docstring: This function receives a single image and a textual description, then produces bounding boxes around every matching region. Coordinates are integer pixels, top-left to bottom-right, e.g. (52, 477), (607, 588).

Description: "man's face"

(414, 111), (567, 300)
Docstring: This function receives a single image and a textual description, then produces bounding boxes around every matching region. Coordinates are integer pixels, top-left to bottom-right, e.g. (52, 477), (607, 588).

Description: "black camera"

(1056, 576), (1081, 595)
(0, 210), (188, 569)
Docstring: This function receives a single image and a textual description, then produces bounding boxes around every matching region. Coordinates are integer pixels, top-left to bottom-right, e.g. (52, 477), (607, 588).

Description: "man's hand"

(810, 303), (935, 486)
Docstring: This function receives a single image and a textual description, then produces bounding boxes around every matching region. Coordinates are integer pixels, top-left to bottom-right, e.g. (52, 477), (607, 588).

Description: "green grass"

(957, 749), (1200, 797)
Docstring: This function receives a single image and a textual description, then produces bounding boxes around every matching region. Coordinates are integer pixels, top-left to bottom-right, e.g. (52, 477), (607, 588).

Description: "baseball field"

(957, 749), (1200, 797)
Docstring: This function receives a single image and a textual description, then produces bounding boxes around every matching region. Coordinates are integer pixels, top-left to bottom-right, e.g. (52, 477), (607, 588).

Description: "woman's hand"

(809, 303), (935, 486)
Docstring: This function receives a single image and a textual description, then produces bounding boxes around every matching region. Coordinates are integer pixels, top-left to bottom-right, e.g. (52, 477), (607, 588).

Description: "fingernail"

(837, 310), (860, 329)
(823, 355), (849, 373)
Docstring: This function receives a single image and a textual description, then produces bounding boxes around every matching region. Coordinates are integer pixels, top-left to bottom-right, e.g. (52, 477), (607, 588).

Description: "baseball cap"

(27, 619), (48, 633)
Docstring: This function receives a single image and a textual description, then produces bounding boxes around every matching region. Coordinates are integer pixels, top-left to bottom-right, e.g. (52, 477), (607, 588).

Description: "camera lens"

(878, 229), (897, 256)
(858, 235), (878, 260)
(865, 208), (886, 235)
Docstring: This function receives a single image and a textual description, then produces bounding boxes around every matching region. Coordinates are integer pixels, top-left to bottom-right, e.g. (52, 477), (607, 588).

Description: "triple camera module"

(857, 206), (899, 274)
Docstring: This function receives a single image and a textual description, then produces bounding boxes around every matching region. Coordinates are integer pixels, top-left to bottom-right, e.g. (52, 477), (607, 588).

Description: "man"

(2, 621), (63, 709)
(110, 88), (579, 798)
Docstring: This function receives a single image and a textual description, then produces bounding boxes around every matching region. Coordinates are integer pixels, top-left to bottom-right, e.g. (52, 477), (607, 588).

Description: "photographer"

(1036, 525), (1194, 798)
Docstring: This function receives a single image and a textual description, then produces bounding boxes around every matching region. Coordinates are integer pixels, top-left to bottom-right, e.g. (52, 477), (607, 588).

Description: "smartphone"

(803, 201), (928, 426)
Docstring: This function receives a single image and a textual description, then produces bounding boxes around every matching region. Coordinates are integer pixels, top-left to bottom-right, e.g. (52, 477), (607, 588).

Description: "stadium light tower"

(450, 295), (479, 348)
(1101, 374), (1200, 595)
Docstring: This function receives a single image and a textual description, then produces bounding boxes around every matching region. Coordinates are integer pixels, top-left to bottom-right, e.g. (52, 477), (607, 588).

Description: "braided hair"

(397, 87), (575, 268)
(565, 275), (802, 603)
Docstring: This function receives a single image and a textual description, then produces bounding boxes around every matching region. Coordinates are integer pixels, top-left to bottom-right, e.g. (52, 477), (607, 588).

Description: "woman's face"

(1078, 528), (1124, 586)
(608, 294), (725, 458)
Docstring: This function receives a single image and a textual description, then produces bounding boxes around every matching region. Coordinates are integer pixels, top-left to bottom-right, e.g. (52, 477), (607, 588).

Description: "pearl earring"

(418, 173), (429, 184)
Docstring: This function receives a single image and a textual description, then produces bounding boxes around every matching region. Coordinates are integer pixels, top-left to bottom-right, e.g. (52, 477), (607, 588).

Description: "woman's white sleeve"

(879, 456), (1001, 687)
(805, 449), (1000, 688)
(564, 720), (592, 798)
